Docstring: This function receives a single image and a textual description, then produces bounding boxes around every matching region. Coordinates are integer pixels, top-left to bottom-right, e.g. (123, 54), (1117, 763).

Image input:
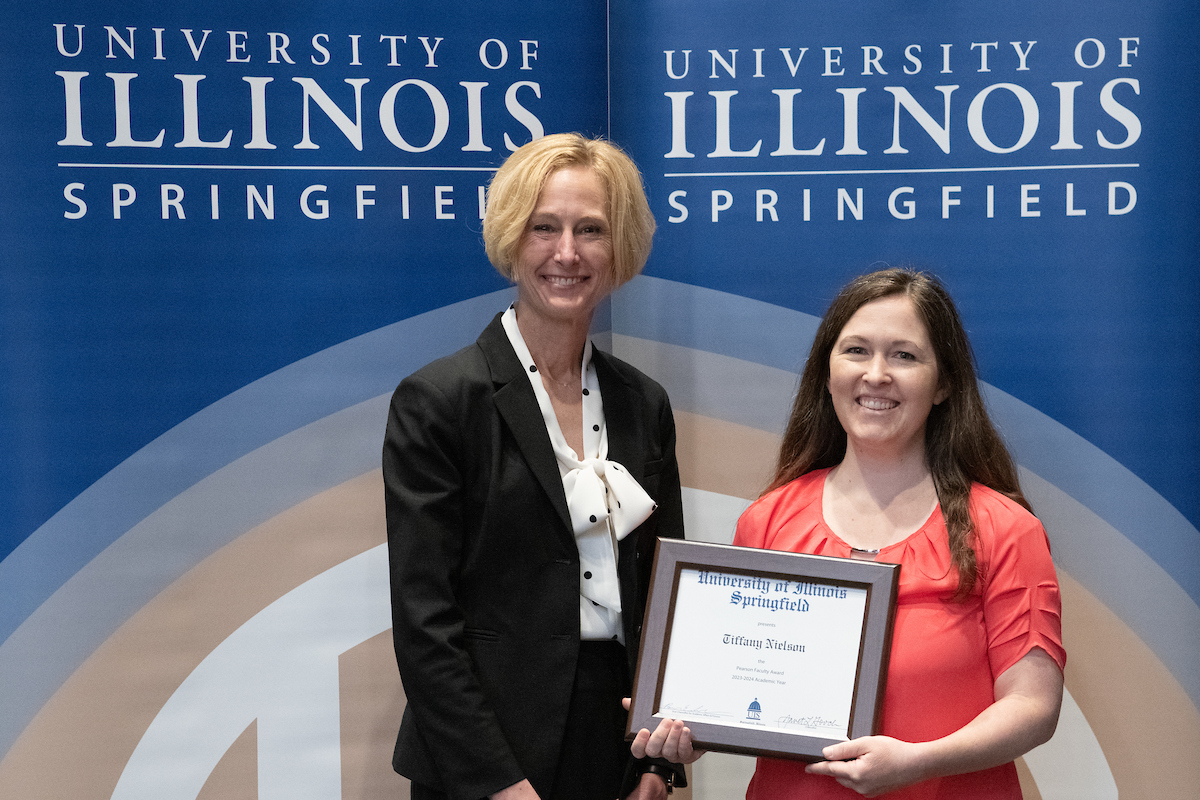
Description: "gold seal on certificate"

(627, 539), (900, 761)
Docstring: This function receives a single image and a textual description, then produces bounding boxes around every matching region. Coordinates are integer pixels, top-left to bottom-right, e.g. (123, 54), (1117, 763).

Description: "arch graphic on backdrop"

(1, 278), (1196, 798)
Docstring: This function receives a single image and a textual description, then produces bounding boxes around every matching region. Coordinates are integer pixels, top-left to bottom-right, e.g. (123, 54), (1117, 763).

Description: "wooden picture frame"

(627, 539), (900, 761)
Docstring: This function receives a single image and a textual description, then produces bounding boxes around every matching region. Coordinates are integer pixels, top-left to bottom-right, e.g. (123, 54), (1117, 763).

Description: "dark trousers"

(411, 640), (633, 800)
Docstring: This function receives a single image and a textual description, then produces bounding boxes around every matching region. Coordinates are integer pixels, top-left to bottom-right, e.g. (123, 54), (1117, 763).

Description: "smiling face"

(827, 294), (949, 461)
(512, 166), (615, 328)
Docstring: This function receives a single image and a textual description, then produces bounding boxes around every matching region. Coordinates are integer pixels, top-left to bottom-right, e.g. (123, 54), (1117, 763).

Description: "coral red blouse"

(732, 468), (1065, 800)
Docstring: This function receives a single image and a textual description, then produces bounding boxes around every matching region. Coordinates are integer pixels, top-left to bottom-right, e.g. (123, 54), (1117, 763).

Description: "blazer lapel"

(594, 350), (652, 641)
(593, 349), (645, 484)
(478, 314), (574, 535)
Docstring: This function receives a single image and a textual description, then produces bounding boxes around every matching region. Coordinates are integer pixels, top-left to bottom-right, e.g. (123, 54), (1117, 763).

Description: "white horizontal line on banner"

(664, 163), (1140, 178)
(57, 163), (499, 172)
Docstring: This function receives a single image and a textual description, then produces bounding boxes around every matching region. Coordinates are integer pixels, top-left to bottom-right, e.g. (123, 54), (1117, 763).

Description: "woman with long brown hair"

(636, 267), (1065, 799)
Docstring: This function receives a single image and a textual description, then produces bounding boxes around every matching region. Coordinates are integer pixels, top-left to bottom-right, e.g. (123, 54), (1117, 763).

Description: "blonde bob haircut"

(482, 133), (656, 287)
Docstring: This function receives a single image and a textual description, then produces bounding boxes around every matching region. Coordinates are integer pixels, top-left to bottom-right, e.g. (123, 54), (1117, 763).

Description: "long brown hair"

(768, 268), (1030, 596)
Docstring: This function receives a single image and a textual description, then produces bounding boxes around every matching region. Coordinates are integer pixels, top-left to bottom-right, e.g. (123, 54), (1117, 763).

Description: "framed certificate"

(627, 539), (900, 762)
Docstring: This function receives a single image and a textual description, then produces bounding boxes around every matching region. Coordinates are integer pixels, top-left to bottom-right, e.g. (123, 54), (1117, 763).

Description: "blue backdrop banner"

(1, 3), (1197, 799)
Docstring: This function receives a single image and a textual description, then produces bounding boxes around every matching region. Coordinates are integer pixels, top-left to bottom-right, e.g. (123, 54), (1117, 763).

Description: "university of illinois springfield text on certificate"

(657, 568), (869, 740)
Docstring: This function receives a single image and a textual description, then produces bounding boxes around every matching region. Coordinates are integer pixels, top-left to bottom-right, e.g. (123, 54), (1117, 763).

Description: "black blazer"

(384, 313), (685, 800)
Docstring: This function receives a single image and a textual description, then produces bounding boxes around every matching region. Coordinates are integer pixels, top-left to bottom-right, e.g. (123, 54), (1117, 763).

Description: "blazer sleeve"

(621, 378), (691, 796)
(383, 370), (525, 799)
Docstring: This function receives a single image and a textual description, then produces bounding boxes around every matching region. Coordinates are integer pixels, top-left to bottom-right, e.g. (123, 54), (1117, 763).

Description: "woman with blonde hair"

(385, 134), (684, 800)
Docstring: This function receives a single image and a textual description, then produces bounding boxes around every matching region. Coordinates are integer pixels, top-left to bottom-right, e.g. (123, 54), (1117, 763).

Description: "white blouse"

(501, 306), (656, 642)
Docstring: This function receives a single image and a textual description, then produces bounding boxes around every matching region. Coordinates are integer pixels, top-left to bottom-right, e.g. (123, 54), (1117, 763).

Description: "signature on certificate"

(660, 703), (723, 719)
(777, 714), (843, 729)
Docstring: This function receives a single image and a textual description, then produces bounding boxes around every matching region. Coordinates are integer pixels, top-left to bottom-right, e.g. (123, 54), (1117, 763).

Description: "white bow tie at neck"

(562, 458), (657, 540)
(562, 458), (657, 616)
(496, 308), (656, 623)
